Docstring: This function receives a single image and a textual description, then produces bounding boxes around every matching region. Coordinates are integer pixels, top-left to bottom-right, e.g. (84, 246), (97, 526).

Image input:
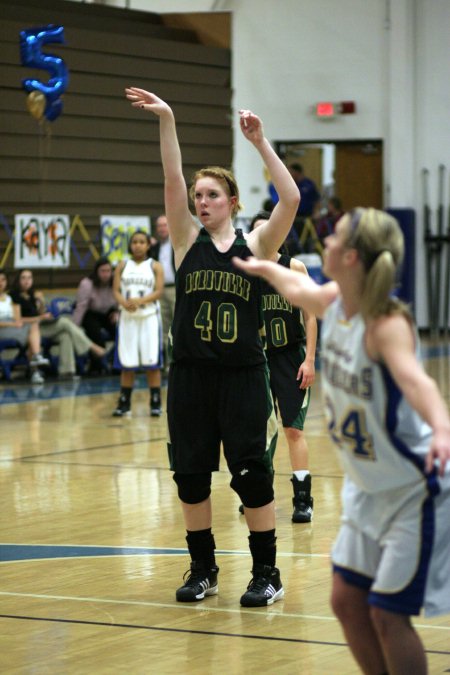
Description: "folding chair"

(47, 296), (74, 319)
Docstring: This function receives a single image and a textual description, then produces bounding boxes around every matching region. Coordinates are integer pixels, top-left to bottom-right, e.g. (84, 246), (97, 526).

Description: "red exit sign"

(315, 101), (356, 117)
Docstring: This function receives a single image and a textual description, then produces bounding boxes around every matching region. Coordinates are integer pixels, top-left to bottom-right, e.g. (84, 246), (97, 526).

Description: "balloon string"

(37, 120), (52, 212)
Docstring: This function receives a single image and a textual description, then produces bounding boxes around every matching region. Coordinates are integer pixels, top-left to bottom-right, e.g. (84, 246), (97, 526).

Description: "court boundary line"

(0, 595), (448, 645)
(0, 590), (336, 622)
(0, 609), (348, 647)
(0, 543), (330, 563)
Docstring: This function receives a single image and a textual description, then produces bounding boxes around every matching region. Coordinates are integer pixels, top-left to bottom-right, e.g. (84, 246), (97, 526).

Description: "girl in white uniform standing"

(234, 207), (450, 675)
(113, 230), (164, 417)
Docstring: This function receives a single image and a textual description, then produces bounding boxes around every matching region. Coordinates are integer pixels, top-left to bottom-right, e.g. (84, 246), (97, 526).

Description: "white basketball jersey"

(120, 258), (157, 317)
(0, 294), (14, 321)
(321, 298), (433, 494)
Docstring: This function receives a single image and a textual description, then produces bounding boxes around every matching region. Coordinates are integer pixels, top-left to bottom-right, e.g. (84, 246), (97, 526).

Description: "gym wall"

(0, 0), (232, 287)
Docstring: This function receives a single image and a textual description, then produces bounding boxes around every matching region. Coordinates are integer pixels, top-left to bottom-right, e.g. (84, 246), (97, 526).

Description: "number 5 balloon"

(20, 24), (69, 122)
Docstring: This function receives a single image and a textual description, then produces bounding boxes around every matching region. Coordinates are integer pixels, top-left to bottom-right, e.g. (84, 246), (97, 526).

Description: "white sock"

(293, 470), (310, 482)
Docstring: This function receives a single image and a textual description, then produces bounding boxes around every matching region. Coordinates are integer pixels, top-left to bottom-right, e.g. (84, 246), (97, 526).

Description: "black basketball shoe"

(150, 394), (162, 417)
(240, 564), (284, 607)
(291, 474), (313, 523)
(112, 394), (130, 417)
(176, 561), (219, 602)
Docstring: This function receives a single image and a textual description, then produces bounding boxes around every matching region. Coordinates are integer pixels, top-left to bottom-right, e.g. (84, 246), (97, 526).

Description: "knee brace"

(173, 472), (212, 504)
(229, 460), (274, 508)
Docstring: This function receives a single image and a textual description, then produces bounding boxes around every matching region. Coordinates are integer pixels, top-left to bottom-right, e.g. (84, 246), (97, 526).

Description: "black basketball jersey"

(171, 228), (266, 366)
(262, 254), (306, 352)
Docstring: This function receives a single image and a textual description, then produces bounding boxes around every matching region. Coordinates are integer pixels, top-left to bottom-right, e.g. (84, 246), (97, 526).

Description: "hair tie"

(366, 248), (390, 270)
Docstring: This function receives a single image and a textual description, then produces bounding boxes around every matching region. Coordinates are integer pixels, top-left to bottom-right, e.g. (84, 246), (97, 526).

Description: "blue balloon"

(20, 24), (69, 122)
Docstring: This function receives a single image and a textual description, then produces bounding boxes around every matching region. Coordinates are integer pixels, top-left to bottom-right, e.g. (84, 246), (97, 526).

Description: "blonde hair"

(345, 207), (410, 321)
(189, 166), (243, 218)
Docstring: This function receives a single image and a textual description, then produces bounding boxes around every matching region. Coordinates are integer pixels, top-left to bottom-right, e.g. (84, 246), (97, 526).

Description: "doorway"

(274, 140), (383, 211)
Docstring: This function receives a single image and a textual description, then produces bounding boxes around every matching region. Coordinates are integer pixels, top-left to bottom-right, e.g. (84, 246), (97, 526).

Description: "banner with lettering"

(14, 214), (70, 268)
(101, 215), (151, 265)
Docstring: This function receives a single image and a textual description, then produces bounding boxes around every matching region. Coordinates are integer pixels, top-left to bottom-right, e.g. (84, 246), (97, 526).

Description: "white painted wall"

(231, 0), (388, 213)
(69, 0), (450, 326)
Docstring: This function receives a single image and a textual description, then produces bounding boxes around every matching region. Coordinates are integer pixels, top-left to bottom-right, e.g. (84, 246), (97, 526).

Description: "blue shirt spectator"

(269, 162), (320, 217)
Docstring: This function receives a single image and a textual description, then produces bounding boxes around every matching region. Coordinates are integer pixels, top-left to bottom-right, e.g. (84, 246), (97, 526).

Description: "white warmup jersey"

(321, 298), (450, 617)
(0, 294), (14, 320)
(118, 258), (162, 368)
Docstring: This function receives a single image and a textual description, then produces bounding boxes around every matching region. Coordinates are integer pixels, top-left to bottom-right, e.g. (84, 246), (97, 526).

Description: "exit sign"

(315, 101), (356, 118)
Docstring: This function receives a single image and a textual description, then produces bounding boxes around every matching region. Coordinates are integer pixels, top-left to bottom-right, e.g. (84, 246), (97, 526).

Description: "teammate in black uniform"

(125, 87), (299, 607)
(248, 212), (317, 522)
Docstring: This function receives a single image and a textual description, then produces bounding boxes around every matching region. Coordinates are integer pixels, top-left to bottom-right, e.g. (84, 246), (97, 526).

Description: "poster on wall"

(101, 215), (151, 265)
(14, 214), (70, 268)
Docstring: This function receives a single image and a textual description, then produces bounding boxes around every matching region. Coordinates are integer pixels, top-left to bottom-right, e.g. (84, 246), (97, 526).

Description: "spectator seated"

(42, 295), (114, 376)
(41, 297), (89, 376)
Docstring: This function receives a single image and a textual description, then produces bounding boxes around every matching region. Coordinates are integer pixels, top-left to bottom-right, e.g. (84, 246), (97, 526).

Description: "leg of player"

(331, 572), (388, 674)
(285, 426), (313, 522)
(112, 370), (135, 417)
(146, 368), (162, 417)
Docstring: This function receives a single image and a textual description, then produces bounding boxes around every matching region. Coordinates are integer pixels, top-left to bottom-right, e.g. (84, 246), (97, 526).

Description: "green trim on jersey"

(263, 362), (278, 473)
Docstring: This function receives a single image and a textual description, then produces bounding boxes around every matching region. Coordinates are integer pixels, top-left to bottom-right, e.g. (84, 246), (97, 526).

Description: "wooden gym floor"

(0, 342), (449, 674)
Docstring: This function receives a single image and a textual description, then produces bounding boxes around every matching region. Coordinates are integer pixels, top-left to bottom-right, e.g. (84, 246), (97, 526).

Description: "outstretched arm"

(233, 256), (339, 319)
(239, 110), (299, 259)
(125, 88), (198, 262)
(291, 259), (317, 389)
(368, 315), (450, 476)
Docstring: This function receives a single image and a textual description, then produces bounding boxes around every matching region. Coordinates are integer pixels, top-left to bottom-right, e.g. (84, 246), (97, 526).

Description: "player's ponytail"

(346, 208), (409, 321)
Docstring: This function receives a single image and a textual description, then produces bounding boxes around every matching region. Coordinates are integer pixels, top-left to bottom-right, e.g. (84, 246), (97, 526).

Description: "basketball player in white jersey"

(234, 207), (450, 675)
(112, 230), (164, 417)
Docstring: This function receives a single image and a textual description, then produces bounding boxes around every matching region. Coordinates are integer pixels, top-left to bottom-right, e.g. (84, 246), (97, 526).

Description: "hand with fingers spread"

(239, 109), (264, 145)
(125, 87), (173, 118)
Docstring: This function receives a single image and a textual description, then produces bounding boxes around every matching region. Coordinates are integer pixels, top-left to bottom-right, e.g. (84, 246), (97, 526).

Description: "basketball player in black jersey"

(125, 86), (299, 607)
(248, 211), (317, 523)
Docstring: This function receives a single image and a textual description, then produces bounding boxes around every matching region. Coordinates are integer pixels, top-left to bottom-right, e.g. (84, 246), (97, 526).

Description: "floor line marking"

(0, 590), (351, 622)
(0, 611), (349, 647)
(0, 591), (448, 633)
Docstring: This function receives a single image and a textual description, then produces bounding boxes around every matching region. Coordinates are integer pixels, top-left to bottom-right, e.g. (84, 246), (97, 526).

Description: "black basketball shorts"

(167, 361), (277, 474)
